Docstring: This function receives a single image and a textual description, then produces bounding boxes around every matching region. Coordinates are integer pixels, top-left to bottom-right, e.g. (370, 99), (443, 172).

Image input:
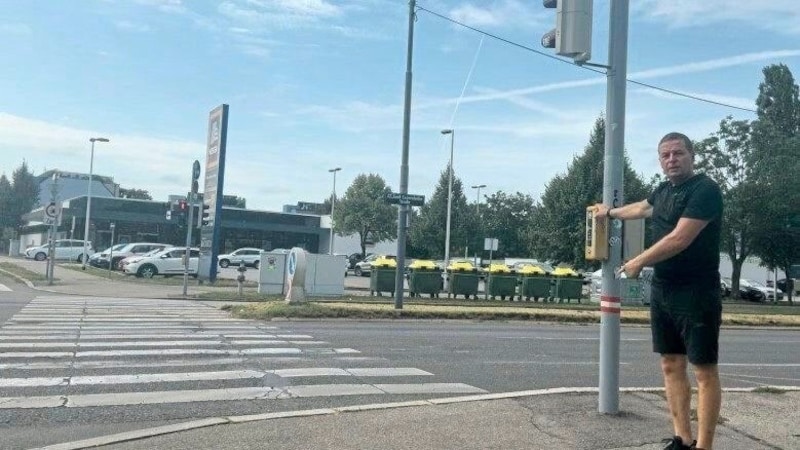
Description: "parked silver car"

(25, 239), (93, 262)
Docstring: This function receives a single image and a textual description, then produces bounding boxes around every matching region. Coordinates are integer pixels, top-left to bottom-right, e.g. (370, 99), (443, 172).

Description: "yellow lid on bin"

(409, 259), (437, 270)
(373, 256), (397, 268)
(552, 266), (579, 277)
(518, 264), (546, 275)
(486, 263), (511, 274)
(447, 260), (474, 271)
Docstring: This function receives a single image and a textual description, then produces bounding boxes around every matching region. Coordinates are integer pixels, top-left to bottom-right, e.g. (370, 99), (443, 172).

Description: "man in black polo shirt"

(594, 132), (723, 450)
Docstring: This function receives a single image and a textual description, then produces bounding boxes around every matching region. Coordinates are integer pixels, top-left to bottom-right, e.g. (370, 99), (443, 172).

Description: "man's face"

(658, 139), (693, 182)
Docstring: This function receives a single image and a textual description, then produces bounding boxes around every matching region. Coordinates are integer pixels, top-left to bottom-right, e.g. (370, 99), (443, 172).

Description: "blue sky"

(1, 0), (799, 212)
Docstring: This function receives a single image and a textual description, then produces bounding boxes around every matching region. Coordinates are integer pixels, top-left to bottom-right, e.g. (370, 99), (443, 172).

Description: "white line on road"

(0, 383), (485, 409)
(0, 367), (433, 387)
(0, 283), (12, 292)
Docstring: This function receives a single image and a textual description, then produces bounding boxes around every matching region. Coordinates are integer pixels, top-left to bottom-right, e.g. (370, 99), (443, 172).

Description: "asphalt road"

(1, 295), (798, 449)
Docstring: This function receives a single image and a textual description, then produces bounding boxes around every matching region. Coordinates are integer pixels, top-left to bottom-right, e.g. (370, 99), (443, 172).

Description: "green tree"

(748, 64), (800, 303)
(481, 191), (536, 258)
(694, 117), (758, 299)
(525, 117), (653, 268)
(222, 195), (246, 208)
(334, 173), (397, 256)
(0, 174), (11, 228)
(408, 165), (477, 260)
(118, 188), (153, 200)
(9, 162), (39, 230)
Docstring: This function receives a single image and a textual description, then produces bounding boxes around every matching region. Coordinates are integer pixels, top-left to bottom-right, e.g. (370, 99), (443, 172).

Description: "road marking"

(0, 358), (249, 370)
(0, 340), (224, 348)
(718, 363), (800, 367)
(0, 367), (434, 387)
(0, 383), (486, 409)
(0, 283), (12, 292)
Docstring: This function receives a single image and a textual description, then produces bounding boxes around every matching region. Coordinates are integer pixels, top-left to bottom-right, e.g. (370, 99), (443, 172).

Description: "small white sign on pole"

(483, 238), (498, 251)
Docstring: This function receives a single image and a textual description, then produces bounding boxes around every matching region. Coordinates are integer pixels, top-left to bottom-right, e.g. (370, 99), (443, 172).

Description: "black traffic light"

(201, 203), (211, 227)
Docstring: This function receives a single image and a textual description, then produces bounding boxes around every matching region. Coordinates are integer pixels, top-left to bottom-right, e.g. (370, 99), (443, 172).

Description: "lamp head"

(90, 137), (110, 143)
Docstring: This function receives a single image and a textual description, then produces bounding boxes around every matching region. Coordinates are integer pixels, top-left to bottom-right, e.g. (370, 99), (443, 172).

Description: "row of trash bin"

(367, 258), (585, 303)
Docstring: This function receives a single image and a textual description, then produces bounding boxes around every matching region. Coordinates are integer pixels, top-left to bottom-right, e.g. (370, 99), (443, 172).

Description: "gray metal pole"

(183, 192), (195, 297)
(47, 173), (59, 285)
(329, 169), (338, 255)
(599, 0), (630, 415)
(394, 0), (416, 310)
(81, 141), (95, 270)
(444, 131), (454, 269)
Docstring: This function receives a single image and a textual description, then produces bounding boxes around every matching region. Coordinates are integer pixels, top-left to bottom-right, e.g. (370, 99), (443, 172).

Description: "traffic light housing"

(542, 0), (593, 63)
(201, 203), (211, 227)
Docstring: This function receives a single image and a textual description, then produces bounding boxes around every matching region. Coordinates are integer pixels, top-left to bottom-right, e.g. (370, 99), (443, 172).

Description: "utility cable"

(416, 5), (758, 113)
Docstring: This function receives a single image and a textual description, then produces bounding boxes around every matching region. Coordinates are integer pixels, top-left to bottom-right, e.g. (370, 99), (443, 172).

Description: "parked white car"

(123, 247), (199, 278)
(740, 279), (784, 301)
(218, 247), (263, 268)
(25, 239), (93, 262)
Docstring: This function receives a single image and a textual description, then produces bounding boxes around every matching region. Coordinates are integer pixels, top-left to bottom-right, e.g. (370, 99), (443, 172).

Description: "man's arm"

(593, 200), (652, 220)
(620, 217), (710, 278)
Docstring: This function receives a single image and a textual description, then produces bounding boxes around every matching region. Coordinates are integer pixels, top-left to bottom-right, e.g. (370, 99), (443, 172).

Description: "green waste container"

(447, 270), (480, 299)
(370, 267), (396, 297)
(555, 276), (584, 303)
(486, 273), (518, 300)
(408, 268), (443, 298)
(620, 278), (644, 304)
(520, 275), (554, 301)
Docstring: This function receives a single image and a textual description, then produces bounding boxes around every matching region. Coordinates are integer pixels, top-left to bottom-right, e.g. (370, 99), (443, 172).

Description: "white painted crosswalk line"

(0, 283), (12, 292)
(0, 296), (486, 412)
(0, 383), (486, 409)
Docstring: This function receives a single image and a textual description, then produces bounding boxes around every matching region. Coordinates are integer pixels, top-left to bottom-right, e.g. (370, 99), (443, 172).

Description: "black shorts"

(650, 280), (722, 365)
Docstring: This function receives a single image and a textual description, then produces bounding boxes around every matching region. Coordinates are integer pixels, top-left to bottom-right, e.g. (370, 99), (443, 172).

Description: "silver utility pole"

(82, 137), (109, 270)
(393, 0), (416, 310)
(441, 129), (455, 274)
(599, 0), (630, 414)
(328, 167), (341, 255)
(471, 184), (486, 214)
(183, 195), (196, 297)
(47, 172), (59, 285)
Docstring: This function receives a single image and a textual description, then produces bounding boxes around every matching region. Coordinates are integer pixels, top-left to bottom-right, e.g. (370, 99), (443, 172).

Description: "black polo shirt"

(647, 173), (723, 284)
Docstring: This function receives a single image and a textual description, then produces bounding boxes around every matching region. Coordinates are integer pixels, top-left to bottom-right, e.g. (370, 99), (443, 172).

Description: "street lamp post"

(82, 137), (110, 270)
(441, 129), (454, 270)
(471, 184), (486, 214)
(328, 167), (341, 255)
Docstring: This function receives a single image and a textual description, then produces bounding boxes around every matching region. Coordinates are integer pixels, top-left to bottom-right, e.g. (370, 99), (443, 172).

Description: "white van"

(25, 239), (94, 262)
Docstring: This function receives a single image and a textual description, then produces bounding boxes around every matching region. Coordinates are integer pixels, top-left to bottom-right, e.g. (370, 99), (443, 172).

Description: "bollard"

(237, 265), (247, 296)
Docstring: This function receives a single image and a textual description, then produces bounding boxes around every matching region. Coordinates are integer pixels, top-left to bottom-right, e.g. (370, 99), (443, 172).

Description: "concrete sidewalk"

(40, 389), (799, 449)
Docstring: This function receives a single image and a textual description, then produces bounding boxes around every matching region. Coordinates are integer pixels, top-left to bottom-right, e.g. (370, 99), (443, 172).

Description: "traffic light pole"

(599, 0), (629, 415)
(183, 191), (195, 297)
(393, 0), (416, 311)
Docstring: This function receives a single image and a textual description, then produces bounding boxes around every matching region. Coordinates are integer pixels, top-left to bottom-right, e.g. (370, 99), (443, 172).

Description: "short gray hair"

(658, 132), (693, 155)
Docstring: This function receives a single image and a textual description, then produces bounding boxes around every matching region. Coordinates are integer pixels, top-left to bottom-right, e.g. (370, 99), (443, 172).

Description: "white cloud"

(0, 113), (203, 200)
(635, 0), (800, 34)
(114, 20), (152, 32)
(134, 0), (186, 14)
(449, 0), (546, 29)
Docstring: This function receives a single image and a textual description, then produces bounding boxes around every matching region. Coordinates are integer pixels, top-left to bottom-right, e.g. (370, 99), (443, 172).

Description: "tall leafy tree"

(409, 164), (477, 260)
(0, 174), (11, 229)
(694, 117), (758, 299)
(481, 191), (536, 258)
(748, 64), (800, 303)
(333, 173), (397, 256)
(118, 188), (153, 200)
(222, 195), (246, 208)
(9, 162), (39, 230)
(525, 117), (653, 268)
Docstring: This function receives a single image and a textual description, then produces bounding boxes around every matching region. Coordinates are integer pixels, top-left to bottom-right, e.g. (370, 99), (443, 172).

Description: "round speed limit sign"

(45, 202), (58, 218)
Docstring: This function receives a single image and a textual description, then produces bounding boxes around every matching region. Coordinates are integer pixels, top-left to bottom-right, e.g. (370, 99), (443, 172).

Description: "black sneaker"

(661, 436), (695, 450)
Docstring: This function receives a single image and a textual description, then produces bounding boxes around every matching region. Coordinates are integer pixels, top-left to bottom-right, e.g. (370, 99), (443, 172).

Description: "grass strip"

(0, 262), (50, 284)
(59, 264), (258, 288)
(226, 301), (800, 326)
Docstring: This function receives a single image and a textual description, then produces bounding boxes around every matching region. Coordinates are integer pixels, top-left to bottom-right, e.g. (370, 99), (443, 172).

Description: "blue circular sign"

(287, 251), (297, 277)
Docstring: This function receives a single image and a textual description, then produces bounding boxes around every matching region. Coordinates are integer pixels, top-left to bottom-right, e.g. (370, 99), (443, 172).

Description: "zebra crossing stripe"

(0, 367), (434, 387)
(0, 284), (12, 292)
(0, 383), (486, 409)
